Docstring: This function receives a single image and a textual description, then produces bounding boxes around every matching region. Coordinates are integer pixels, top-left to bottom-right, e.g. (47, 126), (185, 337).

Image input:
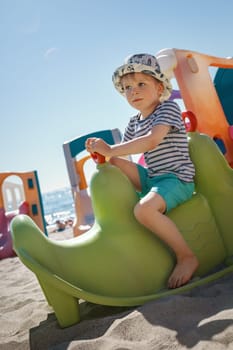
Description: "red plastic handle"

(182, 111), (198, 132)
(90, 152), (106, 164)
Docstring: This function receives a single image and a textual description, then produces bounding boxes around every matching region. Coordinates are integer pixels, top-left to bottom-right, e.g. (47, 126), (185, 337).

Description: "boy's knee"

(134, 197), (165, 225)
(134, 202), (148, 225)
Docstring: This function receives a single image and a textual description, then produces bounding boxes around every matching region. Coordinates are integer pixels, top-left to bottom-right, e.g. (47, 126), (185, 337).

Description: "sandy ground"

(1, 227), (233, 349)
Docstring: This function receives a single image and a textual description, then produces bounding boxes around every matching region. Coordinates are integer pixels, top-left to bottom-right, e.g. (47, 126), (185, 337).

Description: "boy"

(85, 53), (199, 288)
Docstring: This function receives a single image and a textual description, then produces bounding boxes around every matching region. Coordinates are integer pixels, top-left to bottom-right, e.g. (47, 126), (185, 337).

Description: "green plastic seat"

(11, 132), (233, 328)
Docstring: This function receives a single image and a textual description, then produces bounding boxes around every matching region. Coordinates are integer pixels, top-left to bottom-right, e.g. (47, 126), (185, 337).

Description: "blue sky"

(1, 0), (232, 193)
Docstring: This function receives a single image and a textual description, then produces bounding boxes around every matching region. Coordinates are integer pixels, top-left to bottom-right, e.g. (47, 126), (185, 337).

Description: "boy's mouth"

(132, 98), (143, 103)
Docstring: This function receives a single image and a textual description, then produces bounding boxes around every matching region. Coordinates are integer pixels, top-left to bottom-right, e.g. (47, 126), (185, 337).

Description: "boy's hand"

(85, 137), (111, 156)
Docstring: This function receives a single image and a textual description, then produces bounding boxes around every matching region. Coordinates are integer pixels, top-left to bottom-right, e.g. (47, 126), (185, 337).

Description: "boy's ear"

(158, 82), (164, 95)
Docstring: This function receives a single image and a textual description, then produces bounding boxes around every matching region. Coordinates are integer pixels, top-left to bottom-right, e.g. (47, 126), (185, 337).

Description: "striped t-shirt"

(122, 100), (195, 182)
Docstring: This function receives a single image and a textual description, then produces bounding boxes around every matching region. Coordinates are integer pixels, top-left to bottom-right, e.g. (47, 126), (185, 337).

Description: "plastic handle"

(182, 110), (198, 132)
(91, 152), (106, 164)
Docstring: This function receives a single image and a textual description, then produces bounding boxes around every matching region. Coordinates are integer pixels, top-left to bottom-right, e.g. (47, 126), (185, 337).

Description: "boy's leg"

(134, 191), (199, 288)
(110, 157), (142, 192)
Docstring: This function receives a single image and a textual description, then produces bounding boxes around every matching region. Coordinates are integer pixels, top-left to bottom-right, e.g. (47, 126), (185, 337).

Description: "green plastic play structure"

(11, 132), (233, 328)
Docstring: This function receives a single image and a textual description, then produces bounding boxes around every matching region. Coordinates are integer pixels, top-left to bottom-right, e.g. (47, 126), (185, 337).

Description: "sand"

(1, 228), (233, 350)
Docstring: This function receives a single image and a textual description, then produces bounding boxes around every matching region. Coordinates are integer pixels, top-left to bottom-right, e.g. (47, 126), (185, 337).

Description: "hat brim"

(112, 63), (172, 102)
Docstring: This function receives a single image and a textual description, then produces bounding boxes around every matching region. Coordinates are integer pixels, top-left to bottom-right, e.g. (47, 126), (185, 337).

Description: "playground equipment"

(10, 48), (233, 327)
(157, 48), (233, 165)
(0, 171), (46, 259)
(214, 65), (233, 128)
(63, 129), (122, 236)
(11, 132), (233, 327)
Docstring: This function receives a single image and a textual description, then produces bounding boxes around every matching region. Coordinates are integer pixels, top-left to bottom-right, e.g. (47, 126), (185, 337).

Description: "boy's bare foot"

(168, 255), (199, 289)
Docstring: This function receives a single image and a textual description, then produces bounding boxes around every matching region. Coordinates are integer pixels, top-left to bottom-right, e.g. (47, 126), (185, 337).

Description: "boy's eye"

(124, 85), (132, 91)
(123, 82), (145, 92)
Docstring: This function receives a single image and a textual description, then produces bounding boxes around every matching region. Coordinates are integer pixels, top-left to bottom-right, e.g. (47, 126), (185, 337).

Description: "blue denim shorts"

(137, 164), (195, 213)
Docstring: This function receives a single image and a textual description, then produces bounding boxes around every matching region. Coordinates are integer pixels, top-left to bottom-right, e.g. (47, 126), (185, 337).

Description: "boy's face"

(121, 72), (164, 118)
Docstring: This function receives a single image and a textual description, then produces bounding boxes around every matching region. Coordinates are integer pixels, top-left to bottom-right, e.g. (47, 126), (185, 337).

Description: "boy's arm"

(85, 124), (171, 157)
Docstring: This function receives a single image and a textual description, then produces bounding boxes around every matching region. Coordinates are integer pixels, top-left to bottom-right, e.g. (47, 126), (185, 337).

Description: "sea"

(42, 187), (75, 225)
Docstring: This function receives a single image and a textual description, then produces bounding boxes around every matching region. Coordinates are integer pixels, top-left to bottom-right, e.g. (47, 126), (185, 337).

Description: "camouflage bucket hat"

(112, 53), (172, 102)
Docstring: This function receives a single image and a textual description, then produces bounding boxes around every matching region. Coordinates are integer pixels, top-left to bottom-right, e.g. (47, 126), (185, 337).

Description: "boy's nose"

(131, 86), (139, 95)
